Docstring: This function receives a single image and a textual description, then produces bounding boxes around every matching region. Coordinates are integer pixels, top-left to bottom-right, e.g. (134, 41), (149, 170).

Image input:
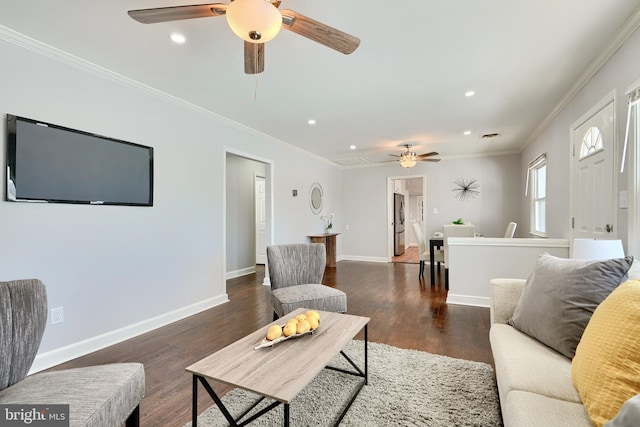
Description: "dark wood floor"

(49, 261), (492, 426)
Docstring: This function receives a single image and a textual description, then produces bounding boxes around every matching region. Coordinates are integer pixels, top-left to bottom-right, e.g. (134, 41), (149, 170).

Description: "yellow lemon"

(286, 318), (298, 328)
(296, 319), (311, 334)
(305, 310), (320, 323)
(283, 322), (297, 337)
(266, 325), (283, 341)
(295, 314), (307, 323)
(308, 317), (320, 331)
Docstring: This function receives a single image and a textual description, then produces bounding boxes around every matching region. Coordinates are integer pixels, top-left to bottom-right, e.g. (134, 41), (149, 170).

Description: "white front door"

(571, 94), (617, 241)
(255, 176), (267, 265)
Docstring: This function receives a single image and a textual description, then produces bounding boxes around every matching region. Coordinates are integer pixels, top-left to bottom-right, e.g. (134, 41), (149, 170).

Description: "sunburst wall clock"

(452, 178), (479, 201)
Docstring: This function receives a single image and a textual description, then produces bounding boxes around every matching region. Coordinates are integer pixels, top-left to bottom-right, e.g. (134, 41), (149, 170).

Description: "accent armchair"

(267, 243), (347, 319)
(0, 279), (145, 427)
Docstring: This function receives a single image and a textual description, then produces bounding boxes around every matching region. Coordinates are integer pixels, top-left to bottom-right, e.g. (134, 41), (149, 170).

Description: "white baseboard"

(446, 293), (490, 308)
(225, 266), (256, 280)
(30, 294), (229, 374)
(340, 255), (389, 263)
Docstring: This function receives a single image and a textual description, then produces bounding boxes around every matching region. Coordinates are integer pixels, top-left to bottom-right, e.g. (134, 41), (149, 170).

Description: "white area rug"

(187, 340), (502, 426)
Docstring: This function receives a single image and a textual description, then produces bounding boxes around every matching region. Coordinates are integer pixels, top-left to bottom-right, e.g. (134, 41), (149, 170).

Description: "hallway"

(392, 246), (419, 264)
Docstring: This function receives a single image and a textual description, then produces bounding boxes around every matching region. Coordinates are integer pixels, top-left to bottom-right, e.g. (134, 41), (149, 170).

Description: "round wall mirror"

(309, 182), (323, 215)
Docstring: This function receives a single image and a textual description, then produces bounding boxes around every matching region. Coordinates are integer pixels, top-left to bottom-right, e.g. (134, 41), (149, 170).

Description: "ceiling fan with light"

(389, 144), (441, 168)
(127, 0), (360, 74)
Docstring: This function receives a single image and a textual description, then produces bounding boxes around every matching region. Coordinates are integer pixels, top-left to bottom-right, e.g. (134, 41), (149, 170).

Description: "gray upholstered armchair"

(0, 279), (145, 427)
(267, 243), (347, 319)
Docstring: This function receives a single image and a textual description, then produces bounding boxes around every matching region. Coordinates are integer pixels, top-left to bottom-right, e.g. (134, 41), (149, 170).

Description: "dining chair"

(443, 224), (476, 290)
(412, 223), (444, 279)
(504, 222), (517, 238)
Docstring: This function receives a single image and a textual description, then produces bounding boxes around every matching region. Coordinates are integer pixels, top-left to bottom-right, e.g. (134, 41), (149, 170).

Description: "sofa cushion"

(490, 278), (526, 325)
(271, 284), (346, 317)
(572, 280), (640, 427)
(507, 253), (633, 358)
(504, 390), (591, 427)
(490, 323), (581, 408)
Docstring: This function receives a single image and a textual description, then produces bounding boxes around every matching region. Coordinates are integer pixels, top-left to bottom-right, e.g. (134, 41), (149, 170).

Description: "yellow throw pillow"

(572, 280), (640, 427)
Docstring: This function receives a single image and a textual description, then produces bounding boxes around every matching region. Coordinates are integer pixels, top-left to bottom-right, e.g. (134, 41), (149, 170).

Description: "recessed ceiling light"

(308, 119), (316, 125)
(464, 131), (471, 136)
(465, 91), (475, 97)
(170, 33), (186, 44)
(349, 145), (357, 150)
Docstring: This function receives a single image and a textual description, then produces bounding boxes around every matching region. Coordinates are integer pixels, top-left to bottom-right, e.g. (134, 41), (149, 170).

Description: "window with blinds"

(526, 153), (547, 236)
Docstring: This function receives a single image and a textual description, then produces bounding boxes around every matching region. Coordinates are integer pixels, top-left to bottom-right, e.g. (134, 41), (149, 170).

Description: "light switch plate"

(619, 190), (629, 209)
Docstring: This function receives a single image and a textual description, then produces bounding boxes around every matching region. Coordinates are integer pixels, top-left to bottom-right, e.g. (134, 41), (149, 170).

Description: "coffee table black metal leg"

(284, 403), (290, 427)
(364, 324), (368, 385)
(194, 375), (239, 426)
(192, 376), (198, 427)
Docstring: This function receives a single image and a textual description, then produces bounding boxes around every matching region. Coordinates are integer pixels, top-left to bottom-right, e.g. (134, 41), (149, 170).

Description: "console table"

(307, 233), (340, 268)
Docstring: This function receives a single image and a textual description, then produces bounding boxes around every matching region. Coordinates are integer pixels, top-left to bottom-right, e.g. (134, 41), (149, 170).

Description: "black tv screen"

(6, 114), (153, 206)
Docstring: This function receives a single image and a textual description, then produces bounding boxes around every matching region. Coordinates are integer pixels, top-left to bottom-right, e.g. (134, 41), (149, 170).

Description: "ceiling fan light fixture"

(226, 0), (282, 43)
(400, 155), (417, 168)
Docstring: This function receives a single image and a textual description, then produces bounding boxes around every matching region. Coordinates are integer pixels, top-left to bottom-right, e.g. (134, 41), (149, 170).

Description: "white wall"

(521, 24), (640, 250)
(341, 154), (522, 261)
(0, 29), (343, 369)
(447, 238), (570, 307)
(424, 154), (522, 239)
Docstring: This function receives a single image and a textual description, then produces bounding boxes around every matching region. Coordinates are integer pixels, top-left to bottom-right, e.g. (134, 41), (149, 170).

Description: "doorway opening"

(388, 175), (425, 264)
(224, 150), (273, 287)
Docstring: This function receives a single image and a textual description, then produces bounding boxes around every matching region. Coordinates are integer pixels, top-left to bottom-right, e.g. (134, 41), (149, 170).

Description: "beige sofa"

(489, 278), (592, 426)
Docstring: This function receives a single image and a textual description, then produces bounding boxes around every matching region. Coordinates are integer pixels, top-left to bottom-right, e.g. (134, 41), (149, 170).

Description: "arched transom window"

(580, 126), (603, 159)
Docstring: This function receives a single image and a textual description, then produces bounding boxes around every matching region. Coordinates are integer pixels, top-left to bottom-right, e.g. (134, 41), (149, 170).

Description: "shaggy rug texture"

(187, 340), (502, 426)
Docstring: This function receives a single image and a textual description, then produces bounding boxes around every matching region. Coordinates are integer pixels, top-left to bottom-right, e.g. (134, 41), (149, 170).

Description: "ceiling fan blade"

(128, 3), (227, 24)
(280, 9), (360, 55)
(244, 42), (265, 74)
(420, 158), (441, 162)
(388, 154), (402, 158)
(417, 151), (439, 158)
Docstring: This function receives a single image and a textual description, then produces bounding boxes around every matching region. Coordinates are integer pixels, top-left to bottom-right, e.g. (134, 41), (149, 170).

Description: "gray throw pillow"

(605, 394), (640, 427)
(508, 253), (633, 359)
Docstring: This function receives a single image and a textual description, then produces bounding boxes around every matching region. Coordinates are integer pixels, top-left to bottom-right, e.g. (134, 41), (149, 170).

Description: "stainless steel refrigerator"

(393, 193), (405, 256)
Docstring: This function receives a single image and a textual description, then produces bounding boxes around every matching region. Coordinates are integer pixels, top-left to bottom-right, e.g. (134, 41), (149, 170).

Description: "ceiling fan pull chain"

(254, 76), (258, 101)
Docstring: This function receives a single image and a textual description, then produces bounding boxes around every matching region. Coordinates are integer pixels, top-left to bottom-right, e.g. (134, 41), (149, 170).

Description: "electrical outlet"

(51, 307), (64, 324)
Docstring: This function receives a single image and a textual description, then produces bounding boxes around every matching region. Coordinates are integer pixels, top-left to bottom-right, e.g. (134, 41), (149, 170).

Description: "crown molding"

(0, 25), (339, 169)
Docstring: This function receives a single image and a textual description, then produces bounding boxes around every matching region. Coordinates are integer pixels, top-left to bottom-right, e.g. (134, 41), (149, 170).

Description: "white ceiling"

(1, 1), (639, 166)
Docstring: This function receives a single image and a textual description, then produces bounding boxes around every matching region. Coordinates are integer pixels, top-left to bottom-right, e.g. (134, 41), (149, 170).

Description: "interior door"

(571, 96), (616, 240)
(255, 176), (267, 264)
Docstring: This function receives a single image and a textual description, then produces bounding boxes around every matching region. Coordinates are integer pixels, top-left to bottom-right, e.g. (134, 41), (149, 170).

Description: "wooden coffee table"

(186, 309), (369, 426)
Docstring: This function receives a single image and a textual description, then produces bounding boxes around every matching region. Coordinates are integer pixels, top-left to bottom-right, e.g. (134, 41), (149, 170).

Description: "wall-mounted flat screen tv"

(6, 114), (153, 206)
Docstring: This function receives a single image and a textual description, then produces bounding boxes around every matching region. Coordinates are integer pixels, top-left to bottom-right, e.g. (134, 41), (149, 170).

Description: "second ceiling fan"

(389, 144), (441, 168)
(128, 0), (360, 74)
